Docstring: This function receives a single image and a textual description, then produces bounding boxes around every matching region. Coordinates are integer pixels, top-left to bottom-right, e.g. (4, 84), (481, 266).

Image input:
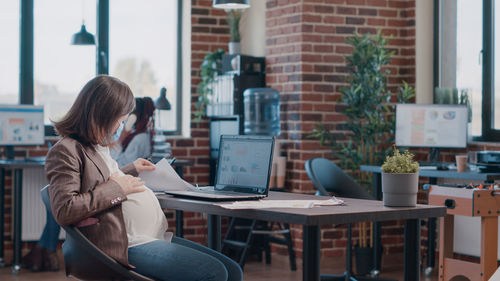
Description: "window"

(34, 0), (96, 124)
(16, 0), (184, 135)
(0, 1), (20, 104)
(109, 0), (181, 134)
(437, 0), (500, 141)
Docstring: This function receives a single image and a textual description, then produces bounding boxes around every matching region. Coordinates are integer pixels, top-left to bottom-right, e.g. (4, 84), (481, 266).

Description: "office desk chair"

(305, 158), (395, 281)
(40, 185), (155, 281)
(222, 218), (297, 271)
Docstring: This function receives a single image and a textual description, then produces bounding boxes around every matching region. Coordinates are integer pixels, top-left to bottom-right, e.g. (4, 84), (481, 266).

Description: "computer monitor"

(395, 104), (468, 149)
(0, 105), (44, 158)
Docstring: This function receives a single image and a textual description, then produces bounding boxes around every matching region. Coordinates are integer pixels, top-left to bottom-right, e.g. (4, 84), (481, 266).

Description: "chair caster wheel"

(12, 264), (21, 274)
(370, 269), (380, 278)
(424, 266), (433, 277)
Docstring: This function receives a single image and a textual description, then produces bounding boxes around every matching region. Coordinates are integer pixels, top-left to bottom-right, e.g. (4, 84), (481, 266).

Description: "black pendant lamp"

(155, 87), (171, 110)
(71, 0), (95, 45)
(212, 0), (250, 9)
(71, 23), (95, 45)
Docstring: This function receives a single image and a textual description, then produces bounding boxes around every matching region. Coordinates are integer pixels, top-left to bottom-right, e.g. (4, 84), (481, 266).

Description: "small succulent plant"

(381, 147), (419, 174)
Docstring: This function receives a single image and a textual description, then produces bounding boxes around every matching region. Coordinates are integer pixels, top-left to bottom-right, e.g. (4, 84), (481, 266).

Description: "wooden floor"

(0, 252), (438, 281)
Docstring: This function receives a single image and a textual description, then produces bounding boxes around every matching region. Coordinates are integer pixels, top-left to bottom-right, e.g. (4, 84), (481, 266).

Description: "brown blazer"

(45, 137), (137, 267)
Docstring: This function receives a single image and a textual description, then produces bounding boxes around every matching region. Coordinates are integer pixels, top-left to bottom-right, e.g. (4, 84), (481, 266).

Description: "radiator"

(20, 167), (65, 241)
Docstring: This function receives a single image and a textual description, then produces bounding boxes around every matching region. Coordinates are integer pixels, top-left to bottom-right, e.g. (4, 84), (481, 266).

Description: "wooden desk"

(157, 191), (446, 281)
(360, 165), (500, 275)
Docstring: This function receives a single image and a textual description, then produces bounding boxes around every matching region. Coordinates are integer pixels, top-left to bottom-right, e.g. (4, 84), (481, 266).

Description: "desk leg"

(426, 217), (436, 275)
(0, 168), (4, 268)
(404, 219), (420, 281)
(12, 169), (22, 274)
(176, 210), (184, 238)
(481, 216), (498, 280)
(371, 172), (382, 277)
(425, 177), (437, 276)
(372, 221), (381, 277)
(303, 225), (320, 281)
(208, 215), (221, 251)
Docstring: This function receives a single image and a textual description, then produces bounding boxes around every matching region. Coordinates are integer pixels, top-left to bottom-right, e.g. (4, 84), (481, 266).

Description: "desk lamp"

(155, 87), (171, 110)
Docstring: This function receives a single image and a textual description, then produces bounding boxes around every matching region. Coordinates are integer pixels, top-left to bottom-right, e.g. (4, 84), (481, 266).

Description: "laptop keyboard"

(194, 189), (250, 196)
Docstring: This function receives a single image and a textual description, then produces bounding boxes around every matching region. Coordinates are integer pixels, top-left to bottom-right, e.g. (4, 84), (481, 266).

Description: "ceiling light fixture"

(71, 0), (95, 45)
(212, 0), (250, 10)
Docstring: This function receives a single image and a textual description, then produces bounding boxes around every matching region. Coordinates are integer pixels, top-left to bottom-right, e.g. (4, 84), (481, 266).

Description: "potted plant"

(226, 9), (242, 54)
(194, 49), (225, 121)
(381, 147), (420, 207)
(309, 31), (415, 187)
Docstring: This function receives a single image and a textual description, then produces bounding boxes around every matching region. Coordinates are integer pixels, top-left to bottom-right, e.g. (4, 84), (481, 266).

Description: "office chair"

(222, 218), (297, 271)
(40, 185), (155, 281)
(305, 158), (396, 281)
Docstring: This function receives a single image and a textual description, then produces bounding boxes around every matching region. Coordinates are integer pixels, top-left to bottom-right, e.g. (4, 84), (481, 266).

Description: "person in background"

(111, 97), (155, 167)
(20, 200), (60, 271)
(43, 75), (242, 281)
(21, 97), (156, 272)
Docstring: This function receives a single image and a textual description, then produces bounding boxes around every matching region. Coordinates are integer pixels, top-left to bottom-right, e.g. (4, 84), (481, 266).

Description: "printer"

(476, 151), (500, 172)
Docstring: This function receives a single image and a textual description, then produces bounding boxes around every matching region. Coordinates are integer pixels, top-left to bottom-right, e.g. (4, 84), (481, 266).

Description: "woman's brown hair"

(54, 75), (135, 146)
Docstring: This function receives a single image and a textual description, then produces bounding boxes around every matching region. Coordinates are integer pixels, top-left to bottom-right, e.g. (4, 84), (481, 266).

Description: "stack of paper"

(139, 158), (193, 192)
(216, 198), (345, 209)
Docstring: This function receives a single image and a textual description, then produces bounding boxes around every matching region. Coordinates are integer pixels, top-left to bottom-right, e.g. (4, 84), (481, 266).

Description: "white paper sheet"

(215, 198), (345, 209)
(139, 158), (194, 192)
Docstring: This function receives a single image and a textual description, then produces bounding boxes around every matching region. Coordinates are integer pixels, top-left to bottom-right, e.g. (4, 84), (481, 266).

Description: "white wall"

(240, 0), (266, 57)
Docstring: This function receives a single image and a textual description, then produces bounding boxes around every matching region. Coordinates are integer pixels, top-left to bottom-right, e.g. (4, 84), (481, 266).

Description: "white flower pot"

(381, 172), (419, 207)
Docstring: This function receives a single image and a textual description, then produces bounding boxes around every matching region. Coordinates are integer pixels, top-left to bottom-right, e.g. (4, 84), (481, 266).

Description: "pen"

(168, 158), (176, 165)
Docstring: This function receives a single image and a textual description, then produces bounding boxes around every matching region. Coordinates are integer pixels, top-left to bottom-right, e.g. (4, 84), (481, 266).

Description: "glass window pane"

(456, 0), (482, 136)
(495, 1), (500, 130)
(34, 0), (96, 124)
(440, 0), (482, 137)
(110, 0), (178, 132)
(0, 1), (20, 104)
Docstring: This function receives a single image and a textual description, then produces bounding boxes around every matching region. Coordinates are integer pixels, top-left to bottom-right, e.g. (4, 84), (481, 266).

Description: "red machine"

(428, 185), (500, 281)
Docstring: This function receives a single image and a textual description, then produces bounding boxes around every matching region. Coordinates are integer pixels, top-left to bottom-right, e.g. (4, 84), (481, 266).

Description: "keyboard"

(418, 161), (450, 170)
(25, 156), (46, 162)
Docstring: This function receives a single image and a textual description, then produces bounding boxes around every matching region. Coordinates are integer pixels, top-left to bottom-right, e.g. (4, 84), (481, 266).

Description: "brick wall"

(265, 0), (416, 259)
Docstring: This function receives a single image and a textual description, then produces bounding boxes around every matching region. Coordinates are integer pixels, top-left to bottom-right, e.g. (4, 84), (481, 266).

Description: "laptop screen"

(215, 135), (274, 194)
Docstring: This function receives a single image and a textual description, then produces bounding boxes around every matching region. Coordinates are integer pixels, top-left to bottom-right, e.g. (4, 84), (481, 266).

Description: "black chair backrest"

(40, 185), (154, 281)
(305, 158), (374, 200)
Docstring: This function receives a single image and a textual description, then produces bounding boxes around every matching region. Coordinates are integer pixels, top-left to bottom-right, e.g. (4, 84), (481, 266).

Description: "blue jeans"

(38, 207), (61, 251)
(128, 237), (243, 281)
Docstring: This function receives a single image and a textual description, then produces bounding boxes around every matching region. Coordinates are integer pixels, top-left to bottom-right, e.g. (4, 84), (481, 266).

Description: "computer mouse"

(436, 165), (449, 171)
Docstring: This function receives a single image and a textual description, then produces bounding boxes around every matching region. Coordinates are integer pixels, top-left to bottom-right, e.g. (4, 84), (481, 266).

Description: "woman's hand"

(110, 172), (145, 195)
(133, 158), (156, 173)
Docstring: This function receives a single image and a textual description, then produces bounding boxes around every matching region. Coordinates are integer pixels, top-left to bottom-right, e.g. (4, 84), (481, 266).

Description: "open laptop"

(165, 135), (274, 201)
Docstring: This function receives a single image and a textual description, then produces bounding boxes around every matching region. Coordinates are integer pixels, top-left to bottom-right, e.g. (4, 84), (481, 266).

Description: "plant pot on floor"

(381, 172), (418, 207)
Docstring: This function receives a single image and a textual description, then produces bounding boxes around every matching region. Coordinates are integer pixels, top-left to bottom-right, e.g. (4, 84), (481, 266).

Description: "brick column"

(265, 0), (416, 258)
